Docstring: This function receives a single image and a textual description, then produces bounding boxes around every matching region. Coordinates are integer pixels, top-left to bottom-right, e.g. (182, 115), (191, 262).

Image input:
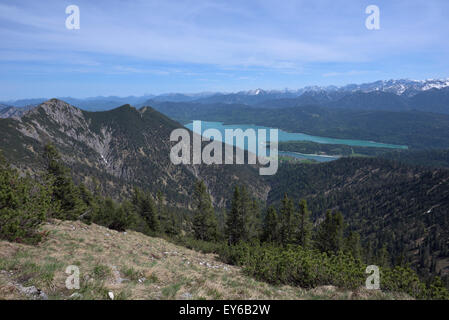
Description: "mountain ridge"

(3, 78), (449, 110)
(0, 99), (270, 207)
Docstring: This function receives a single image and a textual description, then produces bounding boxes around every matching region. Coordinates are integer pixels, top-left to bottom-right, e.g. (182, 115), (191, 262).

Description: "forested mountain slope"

(0, 99), (269, 207)
(269, 158), (449, 280)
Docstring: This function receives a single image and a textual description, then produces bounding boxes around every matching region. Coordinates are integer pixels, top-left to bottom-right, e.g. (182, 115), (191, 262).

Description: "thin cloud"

(0, 0), (448, 99)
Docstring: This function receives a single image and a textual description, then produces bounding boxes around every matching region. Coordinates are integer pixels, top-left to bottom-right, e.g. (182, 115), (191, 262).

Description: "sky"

(0, 0), (449, 100)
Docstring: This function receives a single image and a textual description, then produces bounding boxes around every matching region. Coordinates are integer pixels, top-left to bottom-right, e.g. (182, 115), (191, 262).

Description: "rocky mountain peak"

(39, 98), (81, 113)
(26, 99), (85, 126)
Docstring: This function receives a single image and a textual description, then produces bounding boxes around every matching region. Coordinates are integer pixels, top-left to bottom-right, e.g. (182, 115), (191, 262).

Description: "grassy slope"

(0, 220), (409, 300)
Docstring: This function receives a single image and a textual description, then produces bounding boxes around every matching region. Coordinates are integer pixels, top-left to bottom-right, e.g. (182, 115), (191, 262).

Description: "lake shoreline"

(184, 120), (408, 163)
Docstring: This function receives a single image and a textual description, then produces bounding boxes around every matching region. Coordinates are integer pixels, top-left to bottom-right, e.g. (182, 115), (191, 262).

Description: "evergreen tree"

(216, 208), (227, 240)
(156, 190), (168, 232)
(108, 200), (137, 232)
(44, 144), (86, 220)
(365, 240), (375, 265)
(93, 197), (116, 227)
(164, 210), (180, 236)
(0, 154), (19, 212)
(77, 183), (96, 223)
(296, 199), (312, 249)
(192, 181), (218, 241)
(279, 194), (297, 245)
(239, 185), (251, 225)
(132, 188), (160, 233)
(246, 199), (262, 242)
(141, 194), (160, 233)
(0, 153), (51, 243)
(316, 210), (344, 253)
(226, 186), (245, 245)
(262, 205), (279, 243)
(344, 231), (362, 259)
(377, 244), (391, 268)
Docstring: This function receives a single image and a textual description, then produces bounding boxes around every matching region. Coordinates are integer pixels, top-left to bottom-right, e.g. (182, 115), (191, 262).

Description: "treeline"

(181, 178), (449, 299)
(1, 145), (448, 299)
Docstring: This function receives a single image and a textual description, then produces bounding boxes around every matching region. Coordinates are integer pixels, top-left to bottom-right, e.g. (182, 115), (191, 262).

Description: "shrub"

(122, 266), (143, 281)
(217, 242), (441, 298)
(169, 236), (225, 254)
(92, 264), (111, 280)
(381, 266), (427, 299)
(428, 276), (449, 300)
(0, 155), (52, 244)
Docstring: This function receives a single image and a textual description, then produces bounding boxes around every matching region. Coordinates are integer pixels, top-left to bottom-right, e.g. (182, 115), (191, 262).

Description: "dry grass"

(0, 219), (410, 300)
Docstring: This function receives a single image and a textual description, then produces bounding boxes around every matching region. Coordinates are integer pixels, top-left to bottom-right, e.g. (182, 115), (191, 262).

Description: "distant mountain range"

(2, 78), (449, 112)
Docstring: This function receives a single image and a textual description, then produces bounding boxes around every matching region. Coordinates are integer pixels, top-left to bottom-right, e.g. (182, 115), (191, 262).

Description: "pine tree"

(44, 144), (86, 220)
(296, 199), (312, 249)
(226, 186), (245, 245)
(156, 190), (170, 233)
(377, 244), (391, 268)
(141, 194), (160, 233)
(279, 194), (297, 245)
(192, 181), (218, 241)
(77, 183), (96, 223)
(108, 200), (137, 232)
(365, 240), (375, 264)
(316, 210), (344, 253)
(93, 197), (116, 227)
(132, 188), (160, 233)
(216, 208), (227, 240)
(0, 153), (19, 211)
(262, 205), (279, 243)
(0, 153), (51, 243)
(344, 231), (362, 259)
(246, 199), (262, 242)
(165, 210), (180, 236)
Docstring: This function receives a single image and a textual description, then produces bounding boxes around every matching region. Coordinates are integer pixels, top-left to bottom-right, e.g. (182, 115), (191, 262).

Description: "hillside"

(0, 219), (408, 300)
(0, 99), (269, 207)
(380, 149), (449, 168)
(269, 157), (449, 281)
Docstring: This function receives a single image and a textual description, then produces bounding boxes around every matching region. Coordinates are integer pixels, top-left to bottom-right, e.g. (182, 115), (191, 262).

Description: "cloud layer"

(1, 0), (448, 99)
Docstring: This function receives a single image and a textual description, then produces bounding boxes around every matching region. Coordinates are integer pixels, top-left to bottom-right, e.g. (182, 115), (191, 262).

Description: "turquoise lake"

(185, 121), (408, 162)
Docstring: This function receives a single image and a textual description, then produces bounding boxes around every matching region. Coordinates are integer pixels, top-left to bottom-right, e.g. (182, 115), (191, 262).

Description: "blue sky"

(0, 0), (448, 100)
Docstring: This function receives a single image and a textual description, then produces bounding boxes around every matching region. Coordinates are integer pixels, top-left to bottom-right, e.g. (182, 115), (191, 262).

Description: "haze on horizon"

(1, 0), (449, 100)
